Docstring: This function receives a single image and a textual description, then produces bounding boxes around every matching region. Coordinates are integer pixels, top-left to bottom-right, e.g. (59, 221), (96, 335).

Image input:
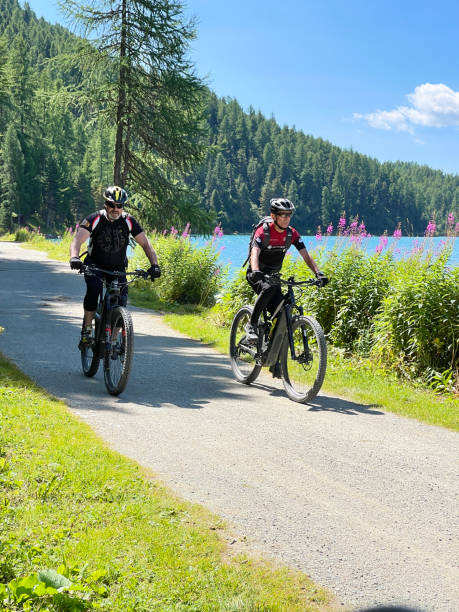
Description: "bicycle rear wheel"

(104, 306), (134, 395)
(80, 317), (100, 377)
(229, 306), (262, 384)
(280, 315), (327, 403)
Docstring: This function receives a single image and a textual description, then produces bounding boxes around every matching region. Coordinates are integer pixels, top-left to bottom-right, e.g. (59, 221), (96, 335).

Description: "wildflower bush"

(371, 251), (459, 392)
(130, 224), (227, 306)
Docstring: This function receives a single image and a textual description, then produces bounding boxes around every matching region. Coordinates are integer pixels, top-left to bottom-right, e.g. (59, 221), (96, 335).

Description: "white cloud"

(354, 83), (459, 132)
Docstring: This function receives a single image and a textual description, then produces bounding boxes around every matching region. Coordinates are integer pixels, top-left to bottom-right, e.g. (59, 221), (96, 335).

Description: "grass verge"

(0, 353), (336, 611)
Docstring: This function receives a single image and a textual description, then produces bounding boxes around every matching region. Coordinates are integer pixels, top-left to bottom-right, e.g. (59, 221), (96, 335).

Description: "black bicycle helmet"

(104, 186), (128, 205)
(270, 197), (295, 214)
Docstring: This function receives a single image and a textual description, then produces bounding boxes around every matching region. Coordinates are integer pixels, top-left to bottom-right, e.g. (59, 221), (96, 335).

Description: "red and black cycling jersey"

(79, 209), (143, 271)
(251, 223), (305, 273)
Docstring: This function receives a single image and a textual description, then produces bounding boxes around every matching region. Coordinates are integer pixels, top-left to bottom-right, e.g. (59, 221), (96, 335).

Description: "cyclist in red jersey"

(245, 197), (328, 344)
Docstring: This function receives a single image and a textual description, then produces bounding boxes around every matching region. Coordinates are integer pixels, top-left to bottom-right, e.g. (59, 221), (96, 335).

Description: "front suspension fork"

(103, 326), (112, 370)
(286, 305), (310, 360)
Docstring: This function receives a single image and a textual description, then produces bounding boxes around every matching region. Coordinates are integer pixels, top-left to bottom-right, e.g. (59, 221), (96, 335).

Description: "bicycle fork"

(286, 304), (310, 362)
(103, 325), (112, 370)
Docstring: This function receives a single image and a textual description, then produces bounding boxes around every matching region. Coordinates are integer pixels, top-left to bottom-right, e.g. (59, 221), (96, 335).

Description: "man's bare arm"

(70, 227), (90, 259)
(134, 231), (158, 266)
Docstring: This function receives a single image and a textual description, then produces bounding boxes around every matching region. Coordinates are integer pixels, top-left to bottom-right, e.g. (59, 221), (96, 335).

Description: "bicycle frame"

(95, 279), (118, 362)
(83, 266), (146, 361)
(255, 278), (312, 367)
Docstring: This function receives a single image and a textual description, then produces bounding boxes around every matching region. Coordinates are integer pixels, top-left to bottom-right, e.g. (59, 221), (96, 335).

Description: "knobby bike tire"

(229, 305), (262, 384)
(280, 315), (327, 403)
(103, 306), (134, 396)
(80, 315), (100, 377)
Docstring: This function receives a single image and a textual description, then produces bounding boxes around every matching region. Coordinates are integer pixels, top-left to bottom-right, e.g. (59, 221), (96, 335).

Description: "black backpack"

(243, 216), (292, 267)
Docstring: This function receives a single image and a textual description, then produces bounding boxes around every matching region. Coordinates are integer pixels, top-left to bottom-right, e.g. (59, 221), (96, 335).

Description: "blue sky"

(25, 0), (459, 175)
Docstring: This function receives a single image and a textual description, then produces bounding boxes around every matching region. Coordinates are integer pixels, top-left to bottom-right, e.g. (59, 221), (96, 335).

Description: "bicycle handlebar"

(263, 273), (322, 288)
(79, 264), (150, 282)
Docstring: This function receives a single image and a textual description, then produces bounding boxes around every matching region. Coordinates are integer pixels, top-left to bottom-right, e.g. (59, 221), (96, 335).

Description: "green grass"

(157, 308), (459, 432)
(0, 353), (336, 611)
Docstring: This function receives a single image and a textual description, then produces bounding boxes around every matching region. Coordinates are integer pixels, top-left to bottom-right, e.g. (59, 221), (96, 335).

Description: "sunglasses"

(276, 212), (292, 218)
(106, 201), (124, 209)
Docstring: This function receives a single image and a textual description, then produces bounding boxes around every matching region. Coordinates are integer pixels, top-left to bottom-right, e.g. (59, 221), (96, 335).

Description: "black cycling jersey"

(79, 210), (143, 271)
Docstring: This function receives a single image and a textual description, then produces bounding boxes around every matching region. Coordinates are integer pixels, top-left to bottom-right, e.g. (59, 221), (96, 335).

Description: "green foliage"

(212, 268), (254, 325)
(13, 227), (31, 242)
(371, 252), (459, 390)
(130, 231), (227, 306)
(299, 246), (394, 352)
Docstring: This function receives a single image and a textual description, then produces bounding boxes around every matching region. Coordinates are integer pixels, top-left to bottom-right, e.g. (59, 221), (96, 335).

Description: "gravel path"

(0, 242), (458, 612)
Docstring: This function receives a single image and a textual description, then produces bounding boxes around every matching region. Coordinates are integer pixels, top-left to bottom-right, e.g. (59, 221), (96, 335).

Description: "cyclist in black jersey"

(69, 186), (160, 346)
(245, 197), (328, 344)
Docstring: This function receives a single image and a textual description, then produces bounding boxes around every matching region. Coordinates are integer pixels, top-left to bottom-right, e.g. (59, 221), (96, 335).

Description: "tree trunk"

(113, 0), (127, 185)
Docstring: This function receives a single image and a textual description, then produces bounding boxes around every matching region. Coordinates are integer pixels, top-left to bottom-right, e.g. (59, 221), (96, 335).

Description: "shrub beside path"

(0, 241), (458, 611)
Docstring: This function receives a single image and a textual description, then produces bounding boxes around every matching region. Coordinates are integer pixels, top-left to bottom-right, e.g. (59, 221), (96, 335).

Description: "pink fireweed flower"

(393, 227), (402, 239)
(411, 239), (422, 255)
(338, 217), (346, 229)
(162, 229), (167, 235)
(447, 213), (455, 225)
(219, 245), (226, 252)
(349, 221), (358, 233)
(358, 222), (366, 234)
(425, 220), (436, 237)
(315, 226), (322, 241)
(181, 222), (191, 238)
(326, 224), (333, 235)
(375, 233), (388, 255)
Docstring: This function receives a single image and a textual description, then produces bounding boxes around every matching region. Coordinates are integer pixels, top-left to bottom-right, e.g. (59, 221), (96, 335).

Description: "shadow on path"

(0, 250), (384, 418)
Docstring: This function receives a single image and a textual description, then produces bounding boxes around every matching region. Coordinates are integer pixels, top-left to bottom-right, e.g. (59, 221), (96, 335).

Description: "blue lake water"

(190, 234), (459, 280)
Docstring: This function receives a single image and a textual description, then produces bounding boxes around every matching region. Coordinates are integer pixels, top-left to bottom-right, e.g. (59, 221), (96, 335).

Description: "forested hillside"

(189, 94), (459, 234)
(0, 0), (458, 235)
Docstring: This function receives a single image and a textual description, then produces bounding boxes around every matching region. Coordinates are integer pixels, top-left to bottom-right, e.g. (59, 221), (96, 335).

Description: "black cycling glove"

(248, 270), (264, 284)
(315, 271), (329, 287)
(148, 264), (161, 280)
(69, 256), (84, 271)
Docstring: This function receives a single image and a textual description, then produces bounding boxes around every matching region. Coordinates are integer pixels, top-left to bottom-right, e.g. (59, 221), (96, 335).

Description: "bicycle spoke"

(104, 307), (133, 395)
(281, 316), (327, 403)
(229, 307), (261, 384)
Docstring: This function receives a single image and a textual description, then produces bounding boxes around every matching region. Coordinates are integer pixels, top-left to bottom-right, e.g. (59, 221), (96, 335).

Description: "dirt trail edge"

(1, 242), (458, 612)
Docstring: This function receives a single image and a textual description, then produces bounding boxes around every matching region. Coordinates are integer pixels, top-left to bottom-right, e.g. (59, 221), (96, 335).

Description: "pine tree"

(0, 125), (24, 230)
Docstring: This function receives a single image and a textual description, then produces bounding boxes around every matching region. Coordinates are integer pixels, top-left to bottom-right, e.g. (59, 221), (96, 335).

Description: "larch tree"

(61, 0), (207, 227)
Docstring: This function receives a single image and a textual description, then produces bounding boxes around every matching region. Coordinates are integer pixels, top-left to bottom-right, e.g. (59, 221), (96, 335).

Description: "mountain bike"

(77, 264), (150, 396)
(229, 274), (327, 403)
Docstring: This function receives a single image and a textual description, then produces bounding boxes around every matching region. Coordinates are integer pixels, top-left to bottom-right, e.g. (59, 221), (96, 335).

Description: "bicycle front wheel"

(104, 306), (134, 396)
(80, 317), (100, 377)
(280, 315), (327, 403)
(229, 306), (261, 384)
